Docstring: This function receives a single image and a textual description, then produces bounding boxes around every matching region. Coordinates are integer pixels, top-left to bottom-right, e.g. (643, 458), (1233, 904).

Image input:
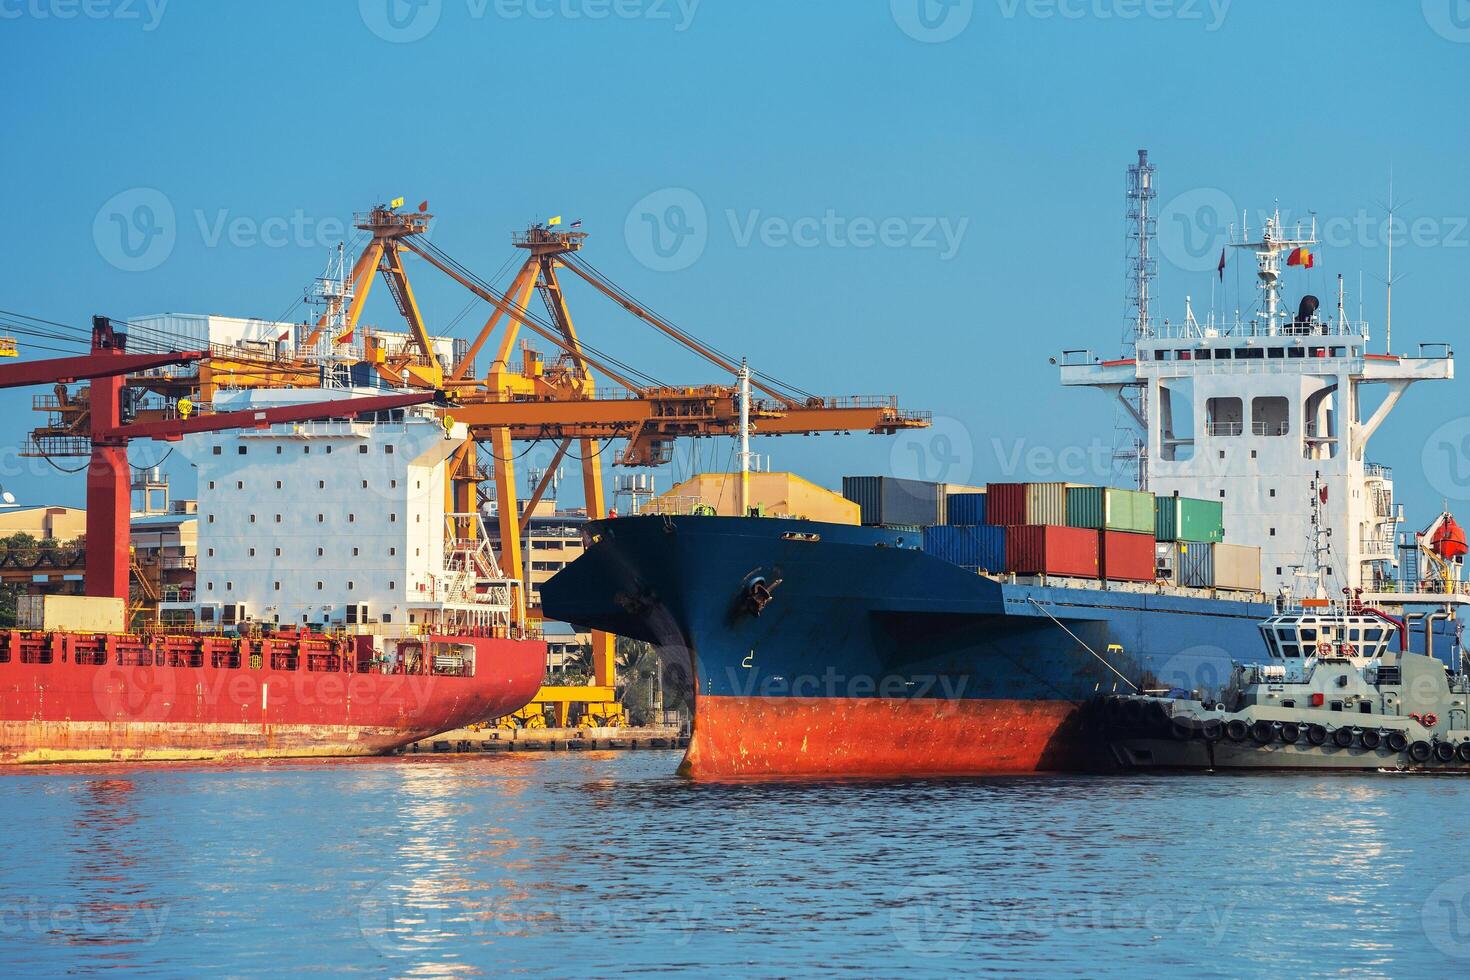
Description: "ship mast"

(1230, 208), (1316, 334)
(1117, 149), (1155, 490)
(738, 357), (752, 516)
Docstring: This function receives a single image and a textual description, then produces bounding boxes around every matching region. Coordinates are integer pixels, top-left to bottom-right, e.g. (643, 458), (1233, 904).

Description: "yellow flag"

(548, 215), (563, 226)
(390, 196), (405, 209)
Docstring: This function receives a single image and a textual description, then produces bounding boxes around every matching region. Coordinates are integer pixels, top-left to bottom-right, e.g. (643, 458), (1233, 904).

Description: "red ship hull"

(0, 630), (545, 764)
(679, 694), (1090, 780)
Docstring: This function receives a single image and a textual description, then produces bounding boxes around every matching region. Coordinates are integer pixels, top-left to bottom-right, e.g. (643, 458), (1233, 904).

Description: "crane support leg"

(84, 445), (130, 601)
(580, 438), (615, 686)
(84, 366), (129, 600)
(489, 427), (524, 621)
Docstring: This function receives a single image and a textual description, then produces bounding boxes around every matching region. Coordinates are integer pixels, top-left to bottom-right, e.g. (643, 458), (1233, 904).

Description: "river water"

(2, 752), (1468, 977)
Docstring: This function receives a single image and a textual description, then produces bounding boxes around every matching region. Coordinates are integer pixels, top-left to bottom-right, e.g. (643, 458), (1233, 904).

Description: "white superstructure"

(164, 387), (512, 634)
(1063, 209), (1455, 597)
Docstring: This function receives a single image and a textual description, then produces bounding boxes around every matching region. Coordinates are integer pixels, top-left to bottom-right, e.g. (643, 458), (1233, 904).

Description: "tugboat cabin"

(1257, 613), (1393, 661)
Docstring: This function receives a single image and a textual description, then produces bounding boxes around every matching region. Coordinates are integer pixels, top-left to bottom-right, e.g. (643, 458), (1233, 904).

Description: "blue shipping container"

(921, 525), (1006, 571)
(945, 492), (987, 526)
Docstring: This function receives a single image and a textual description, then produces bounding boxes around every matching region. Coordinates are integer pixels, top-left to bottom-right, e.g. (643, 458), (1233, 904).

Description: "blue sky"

(1, 0), (1467, 524)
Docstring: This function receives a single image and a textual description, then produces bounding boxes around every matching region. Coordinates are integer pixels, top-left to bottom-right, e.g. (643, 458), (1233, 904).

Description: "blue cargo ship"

(543, 514), (1460, 778)
(544, 192), (1467, 779)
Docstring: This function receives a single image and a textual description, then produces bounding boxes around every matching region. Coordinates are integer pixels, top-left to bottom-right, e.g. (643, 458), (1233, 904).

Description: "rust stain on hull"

(680, 694), (1089, 780)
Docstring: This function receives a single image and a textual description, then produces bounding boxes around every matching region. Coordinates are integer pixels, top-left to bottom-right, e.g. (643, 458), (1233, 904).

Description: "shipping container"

(1098, 530), (1155, 582)
(984, 483), (1027, 525)
(16, 594), (126, 633)
(922, 525), (1006, 571)
(1212, 543), (1262, 591)
(841, 476), (945, 527)
(1174, 541), (1214, 588)
(1005, 525), (1099, 578)
(1155, 494), (1225, 542)
(1155, 542), (1176, 581)
(1024, 482), (1072, 526)
(1066, 486), (1155, 534)
(945, 492), (987, 526)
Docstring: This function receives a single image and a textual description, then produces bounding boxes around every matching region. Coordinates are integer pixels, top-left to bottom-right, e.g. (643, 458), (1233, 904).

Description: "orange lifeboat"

(1432, 515), (1468, 561)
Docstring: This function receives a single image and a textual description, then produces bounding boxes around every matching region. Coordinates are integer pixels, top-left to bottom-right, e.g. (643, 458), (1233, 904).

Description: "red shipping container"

(985, 483), (1027, 526)
(1099, 530), (1155, 582)
(1004, 525), (1099, 578)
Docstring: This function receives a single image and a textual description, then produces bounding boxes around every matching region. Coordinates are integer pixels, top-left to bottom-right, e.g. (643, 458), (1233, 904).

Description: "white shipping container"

(16, 594), (127, 633)
(1212, 543), (1262, 592)
(1023, 482), (1072, 526)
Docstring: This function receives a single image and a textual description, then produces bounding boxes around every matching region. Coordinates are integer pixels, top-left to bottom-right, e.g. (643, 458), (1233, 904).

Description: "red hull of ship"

(0, 631), (545, 764)
(678, 694), (1092, 780)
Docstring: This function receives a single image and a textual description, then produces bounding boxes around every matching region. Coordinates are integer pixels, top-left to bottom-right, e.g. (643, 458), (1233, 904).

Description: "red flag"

(1217, 248), (1226, 280)
(418, 200), (429, 213)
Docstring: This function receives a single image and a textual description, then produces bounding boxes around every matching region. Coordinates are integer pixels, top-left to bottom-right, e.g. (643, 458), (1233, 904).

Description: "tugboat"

(1101, 599), (1470, 771)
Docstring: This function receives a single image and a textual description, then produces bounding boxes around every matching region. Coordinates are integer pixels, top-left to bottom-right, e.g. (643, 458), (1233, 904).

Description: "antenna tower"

(1116, 148), (1156, 489)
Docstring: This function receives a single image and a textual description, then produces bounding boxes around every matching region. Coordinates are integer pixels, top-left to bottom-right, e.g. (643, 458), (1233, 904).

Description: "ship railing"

(1206, 422), (1243, 436)
(1250, 421), (1289, 436)
(637, 496), (713, 517)
(1364, 462), (1393, 480)
(1150, 318), (1372, 340)
(1151, 357), (1363, 380)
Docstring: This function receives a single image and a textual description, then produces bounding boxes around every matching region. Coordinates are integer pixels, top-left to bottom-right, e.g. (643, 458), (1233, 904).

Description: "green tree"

(616, 637), (692, 726)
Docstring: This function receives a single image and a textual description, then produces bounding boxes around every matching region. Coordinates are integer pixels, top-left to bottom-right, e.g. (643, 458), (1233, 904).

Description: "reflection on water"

(1, 756), (1467, 976)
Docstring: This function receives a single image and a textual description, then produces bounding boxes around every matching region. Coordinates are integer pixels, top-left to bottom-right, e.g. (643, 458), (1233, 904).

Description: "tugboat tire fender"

(1457, 742), (1470, 764)
(1408, 740), (1432, 763)
(1200, 719), (1222, 742)
(1386, 731), (1409, 753)
(1224, 719), (1249, 742)
(1332, 727), (1355, 748)
(1251, 720), (1275, 744)
(1279, 722), (1301, 744)
(1305, 724), (1328, 746)
(1433, 741), (1456, 764)
(1359, 729), (1382, 751)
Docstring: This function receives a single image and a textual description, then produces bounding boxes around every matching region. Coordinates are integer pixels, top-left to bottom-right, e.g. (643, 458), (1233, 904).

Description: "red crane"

(0, 317), (444, 602)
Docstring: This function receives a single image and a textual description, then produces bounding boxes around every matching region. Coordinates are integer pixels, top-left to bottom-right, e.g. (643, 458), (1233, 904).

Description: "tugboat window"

(1330, 701), (1343, 711)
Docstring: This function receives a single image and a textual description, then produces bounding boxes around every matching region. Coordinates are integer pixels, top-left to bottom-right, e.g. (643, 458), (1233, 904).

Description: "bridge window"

(1252, 396), (1289, 436)
(1206, 397), (1242, 436)
(1288, 348), (1305, 358)
(1268, 347), (1285, 359)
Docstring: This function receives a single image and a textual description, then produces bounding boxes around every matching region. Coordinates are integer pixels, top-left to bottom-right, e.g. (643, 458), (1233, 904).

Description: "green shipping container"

(1155, 495), (1225, 543)
(1065, 486), (1155, 534)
